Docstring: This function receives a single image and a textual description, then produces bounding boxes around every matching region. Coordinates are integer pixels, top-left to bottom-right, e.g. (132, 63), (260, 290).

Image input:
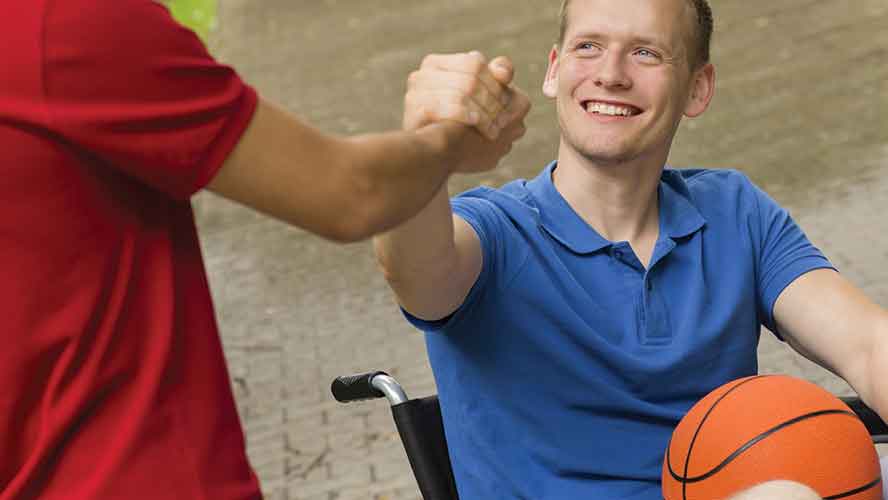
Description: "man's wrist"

(411, 121), (467, 176)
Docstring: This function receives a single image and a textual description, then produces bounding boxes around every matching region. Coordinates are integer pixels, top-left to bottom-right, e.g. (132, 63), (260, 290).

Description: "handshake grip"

(404, 51), (529, 140)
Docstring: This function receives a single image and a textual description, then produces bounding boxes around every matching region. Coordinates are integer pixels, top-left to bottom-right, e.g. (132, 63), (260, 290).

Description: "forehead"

(563, 0), (691, 47)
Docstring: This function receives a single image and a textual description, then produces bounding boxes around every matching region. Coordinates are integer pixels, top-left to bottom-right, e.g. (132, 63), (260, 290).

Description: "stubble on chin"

(558, 120), (639, 167)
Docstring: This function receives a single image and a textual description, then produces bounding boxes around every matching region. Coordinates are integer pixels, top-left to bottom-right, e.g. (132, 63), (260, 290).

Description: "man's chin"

(573, 144), (638, 166)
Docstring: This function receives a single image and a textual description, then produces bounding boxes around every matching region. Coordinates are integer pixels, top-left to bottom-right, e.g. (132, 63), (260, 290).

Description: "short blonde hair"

(557, 0), (713, 69)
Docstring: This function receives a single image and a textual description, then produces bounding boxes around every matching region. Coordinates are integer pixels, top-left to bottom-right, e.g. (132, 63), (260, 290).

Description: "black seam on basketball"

(671, 409), (859, 484)
(667, 375), (770, 500)
(823, 477), (882, 499)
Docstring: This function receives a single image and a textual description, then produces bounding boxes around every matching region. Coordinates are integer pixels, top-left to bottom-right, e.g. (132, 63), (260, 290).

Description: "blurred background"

(172, 0), (887, 498)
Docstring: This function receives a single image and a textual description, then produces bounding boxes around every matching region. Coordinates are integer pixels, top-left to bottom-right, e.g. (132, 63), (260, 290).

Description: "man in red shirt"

(0, 1), (528, 498)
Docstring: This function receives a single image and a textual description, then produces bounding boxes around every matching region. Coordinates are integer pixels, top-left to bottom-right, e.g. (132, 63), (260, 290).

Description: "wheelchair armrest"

(840, 397), (888, 440)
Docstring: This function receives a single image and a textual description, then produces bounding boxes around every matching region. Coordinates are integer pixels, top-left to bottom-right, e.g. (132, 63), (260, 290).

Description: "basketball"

(663, 375), (882, 500)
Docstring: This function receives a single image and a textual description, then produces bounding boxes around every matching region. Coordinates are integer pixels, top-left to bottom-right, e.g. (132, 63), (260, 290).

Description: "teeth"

(585, 102), (635, 116)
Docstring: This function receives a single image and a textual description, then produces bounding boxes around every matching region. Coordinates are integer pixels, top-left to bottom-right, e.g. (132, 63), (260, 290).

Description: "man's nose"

(593, 52), (632, 90)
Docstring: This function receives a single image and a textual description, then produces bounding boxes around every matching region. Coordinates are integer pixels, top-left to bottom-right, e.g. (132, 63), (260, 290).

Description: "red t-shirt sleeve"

(42, 0), (258, 199)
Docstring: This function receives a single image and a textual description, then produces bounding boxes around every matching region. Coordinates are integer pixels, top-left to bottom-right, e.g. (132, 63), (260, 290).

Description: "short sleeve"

(749, 180), (835, 333)
(403, 188), (507, 333)
(42, 0), (258, 199)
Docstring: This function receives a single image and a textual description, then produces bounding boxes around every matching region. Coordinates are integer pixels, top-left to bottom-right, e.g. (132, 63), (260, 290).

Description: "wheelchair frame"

(332, 371), (888, 500)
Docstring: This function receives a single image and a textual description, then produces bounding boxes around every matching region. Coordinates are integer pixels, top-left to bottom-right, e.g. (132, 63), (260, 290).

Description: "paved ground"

(191, 1), (888, 498)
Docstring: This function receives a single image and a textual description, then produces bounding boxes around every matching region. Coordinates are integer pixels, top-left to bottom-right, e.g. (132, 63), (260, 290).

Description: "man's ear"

(542, 45), (560, 99)
(684, 63), (715, 118)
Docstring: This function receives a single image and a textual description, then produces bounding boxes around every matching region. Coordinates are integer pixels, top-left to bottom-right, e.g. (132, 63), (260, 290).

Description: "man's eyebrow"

(630, 36), (671, 49)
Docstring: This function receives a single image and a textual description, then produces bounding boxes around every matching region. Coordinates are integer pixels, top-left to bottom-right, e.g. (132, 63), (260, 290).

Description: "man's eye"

(635, 48), (660, 59)
(577, 42), (598, 51)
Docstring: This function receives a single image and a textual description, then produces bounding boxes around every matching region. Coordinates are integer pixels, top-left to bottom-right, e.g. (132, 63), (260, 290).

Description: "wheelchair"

(332, 371), (888, 500)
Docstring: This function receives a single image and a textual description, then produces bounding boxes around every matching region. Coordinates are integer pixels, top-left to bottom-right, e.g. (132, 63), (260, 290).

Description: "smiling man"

(374, 0), (888, 498)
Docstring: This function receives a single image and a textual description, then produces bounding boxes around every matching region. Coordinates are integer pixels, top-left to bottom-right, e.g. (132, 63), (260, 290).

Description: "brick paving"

(192, 1), (888, 498)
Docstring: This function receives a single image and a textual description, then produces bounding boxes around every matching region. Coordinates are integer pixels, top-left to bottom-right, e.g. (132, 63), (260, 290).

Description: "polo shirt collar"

(659, 169), (707, 240)
(526, 162), (706, 254)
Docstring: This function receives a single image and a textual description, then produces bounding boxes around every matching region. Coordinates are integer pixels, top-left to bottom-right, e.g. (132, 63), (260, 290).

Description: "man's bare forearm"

(863, 314), (888, 425)
(334, 123), (461, 242)
(373, 186), (464, 314)
(208, 101), (495, 242)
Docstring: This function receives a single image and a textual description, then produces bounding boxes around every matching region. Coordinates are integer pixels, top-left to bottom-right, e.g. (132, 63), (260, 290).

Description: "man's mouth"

(581, 100), (642, 117)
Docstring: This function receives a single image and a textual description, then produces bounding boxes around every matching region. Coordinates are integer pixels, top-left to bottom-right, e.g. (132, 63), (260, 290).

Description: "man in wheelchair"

(374, 0), (888, 498)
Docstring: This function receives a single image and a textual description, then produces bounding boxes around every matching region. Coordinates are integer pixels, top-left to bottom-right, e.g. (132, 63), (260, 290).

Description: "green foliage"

(167, 0), (217, 41)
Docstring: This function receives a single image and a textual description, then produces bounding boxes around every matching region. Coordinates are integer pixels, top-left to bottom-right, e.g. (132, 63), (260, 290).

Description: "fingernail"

(468, 111), (480, 125)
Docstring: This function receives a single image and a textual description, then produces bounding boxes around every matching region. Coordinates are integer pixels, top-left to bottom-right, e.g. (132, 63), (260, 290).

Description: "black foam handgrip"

(841, 397), (888, 437)
(331, 371), (388, 403)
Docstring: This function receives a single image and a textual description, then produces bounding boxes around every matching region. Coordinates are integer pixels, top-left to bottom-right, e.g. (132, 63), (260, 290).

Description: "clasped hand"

(404, 51), (532, 174)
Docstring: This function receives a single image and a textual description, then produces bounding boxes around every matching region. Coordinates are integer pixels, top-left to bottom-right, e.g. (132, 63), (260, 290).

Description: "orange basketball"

(663, 375), (883, 500)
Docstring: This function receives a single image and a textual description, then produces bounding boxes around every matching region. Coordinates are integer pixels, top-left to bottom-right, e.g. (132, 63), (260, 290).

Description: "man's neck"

(552, 142), (665, 247)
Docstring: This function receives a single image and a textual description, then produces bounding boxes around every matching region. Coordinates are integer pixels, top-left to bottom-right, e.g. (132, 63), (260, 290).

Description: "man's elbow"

(327, 172), (411, 243)
(318, 210), (378, 243)
(310, 159), (390, 243)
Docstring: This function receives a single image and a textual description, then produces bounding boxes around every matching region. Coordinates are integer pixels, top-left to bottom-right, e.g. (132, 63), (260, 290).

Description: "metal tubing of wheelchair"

(371, 374), (409, 406)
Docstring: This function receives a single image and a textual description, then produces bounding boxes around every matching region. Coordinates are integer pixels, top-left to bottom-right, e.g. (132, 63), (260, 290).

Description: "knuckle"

(403, 91), (421, 109)
(413, 103), (430, 120)
(469, 59), (486, 75)
(466, 50), (484, 60)
(515, 124), (527, 139)
(441, 102), (462, 121)
(407, 70), (421, 87)
(463, 52), (486, 73)
(459, 76), (478, 96)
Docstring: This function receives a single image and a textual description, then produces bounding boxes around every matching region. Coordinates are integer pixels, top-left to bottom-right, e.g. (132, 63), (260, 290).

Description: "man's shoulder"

(666, 167), (761, 203)
(669, 167), (754, 187)
(448, 178), (544, 246)
(663, 168), (777, 229)
(452, 179), (536, 215)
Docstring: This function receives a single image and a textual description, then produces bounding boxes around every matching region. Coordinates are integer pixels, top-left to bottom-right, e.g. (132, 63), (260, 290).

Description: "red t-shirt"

(0, 1), (262, 498)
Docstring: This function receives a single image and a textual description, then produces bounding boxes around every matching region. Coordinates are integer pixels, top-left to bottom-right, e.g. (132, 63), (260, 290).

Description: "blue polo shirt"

(406, 163), (834, 500)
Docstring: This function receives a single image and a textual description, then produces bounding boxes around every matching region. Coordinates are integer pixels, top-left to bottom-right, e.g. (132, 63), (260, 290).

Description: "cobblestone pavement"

(192, 1), (888, 498)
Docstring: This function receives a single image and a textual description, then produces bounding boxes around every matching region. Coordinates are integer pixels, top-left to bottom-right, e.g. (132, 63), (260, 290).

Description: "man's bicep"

(397, 214), (484, 322)
(452, 214), (485, 302)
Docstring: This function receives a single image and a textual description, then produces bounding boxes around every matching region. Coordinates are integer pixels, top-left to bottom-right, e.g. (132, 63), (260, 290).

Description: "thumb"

(488, 56), (514, 85)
